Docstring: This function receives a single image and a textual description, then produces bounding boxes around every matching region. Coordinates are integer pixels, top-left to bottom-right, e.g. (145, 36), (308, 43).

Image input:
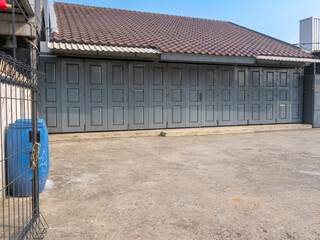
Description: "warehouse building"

(39, 2), (320, 133)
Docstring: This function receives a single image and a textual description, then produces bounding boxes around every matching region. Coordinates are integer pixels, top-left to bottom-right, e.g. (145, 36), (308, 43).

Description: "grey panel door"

(218, 67), (234, 126)
(129, 62), (148, 130)
(234, 68), (249, 125)
(61, 59), (85, 132)
(107, 61), (129, 130)
(149, 63), (167, 129)
(264, 70), (277, 124)
(39, 57), (62, 133)
(249, 69), (264, 124)
(201, 66), (218, 126)
(277, 70), (290, 123)
(186, 67), (202, 127)
(290, 70), (304, 123)
(167, 64), (186, 128)
(84, 60), (108, 131)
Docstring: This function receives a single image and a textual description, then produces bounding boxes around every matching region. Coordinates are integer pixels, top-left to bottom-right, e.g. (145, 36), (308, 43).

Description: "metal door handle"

(200, 92), (203, 101)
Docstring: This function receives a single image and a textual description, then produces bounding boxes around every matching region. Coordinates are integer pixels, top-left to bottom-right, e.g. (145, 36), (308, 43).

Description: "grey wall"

(314, 74), (320, 127)
(304, 74), (314, 124)
(303, 63), (320, 128)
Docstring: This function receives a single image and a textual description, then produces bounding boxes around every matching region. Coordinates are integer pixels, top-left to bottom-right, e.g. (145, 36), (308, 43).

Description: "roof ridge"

(54, 1), (229, 24)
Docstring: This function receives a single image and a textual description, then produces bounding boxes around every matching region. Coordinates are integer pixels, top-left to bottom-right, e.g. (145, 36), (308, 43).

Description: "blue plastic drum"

(6, 119), (49, 197)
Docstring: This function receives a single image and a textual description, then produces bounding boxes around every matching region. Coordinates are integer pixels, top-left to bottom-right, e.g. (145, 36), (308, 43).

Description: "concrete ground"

(41, 129), (320, 240)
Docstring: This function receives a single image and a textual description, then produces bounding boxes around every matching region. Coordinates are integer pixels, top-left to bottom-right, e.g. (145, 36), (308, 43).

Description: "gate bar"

(31, 88), (39, 219)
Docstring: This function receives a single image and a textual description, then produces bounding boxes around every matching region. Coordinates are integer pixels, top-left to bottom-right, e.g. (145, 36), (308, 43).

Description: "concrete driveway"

(41, 129), (320, 240)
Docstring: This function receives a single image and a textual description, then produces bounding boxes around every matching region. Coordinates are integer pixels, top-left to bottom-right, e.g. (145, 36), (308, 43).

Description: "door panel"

(84, 60), (108, 131)
(264, 71), (276, 123)
(149, 63), (167, 129)
(290, 70), (304, 122)
(218, 67), (234, 126)
(39, 57), (62, 133)
(276, 70), (290, 123)
(202, 66), (218, 126)
(61, 59), (85, 132)
(186, 67), (202, 127)
(129, 63), (148, 129)
(249, 69), (264, 124)
(167, 64), (186, 128)
(234, 68), (249, 125)
(108, 61), (128, 130)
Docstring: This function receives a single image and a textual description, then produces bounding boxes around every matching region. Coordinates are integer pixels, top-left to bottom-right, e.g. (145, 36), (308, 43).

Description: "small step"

(50, 129), (162, 142)
(49, 124), (312, 142)
(160, 124), (312, 137)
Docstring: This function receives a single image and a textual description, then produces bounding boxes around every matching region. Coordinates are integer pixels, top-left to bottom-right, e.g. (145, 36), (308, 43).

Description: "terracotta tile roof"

(52, 2), (313, 58)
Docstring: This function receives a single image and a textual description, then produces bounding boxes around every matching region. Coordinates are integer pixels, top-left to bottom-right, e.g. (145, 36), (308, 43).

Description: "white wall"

(0, 83), (32, 200)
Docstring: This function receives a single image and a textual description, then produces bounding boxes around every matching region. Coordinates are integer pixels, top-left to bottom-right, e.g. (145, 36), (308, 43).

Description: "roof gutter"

(160, 53), (255, 65)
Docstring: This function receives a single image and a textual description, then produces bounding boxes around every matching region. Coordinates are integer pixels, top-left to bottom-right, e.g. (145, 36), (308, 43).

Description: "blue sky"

(56, 0), (320, 45)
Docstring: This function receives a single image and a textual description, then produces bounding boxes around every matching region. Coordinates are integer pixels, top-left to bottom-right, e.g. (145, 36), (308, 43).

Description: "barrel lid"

(9, 119), (46, 129)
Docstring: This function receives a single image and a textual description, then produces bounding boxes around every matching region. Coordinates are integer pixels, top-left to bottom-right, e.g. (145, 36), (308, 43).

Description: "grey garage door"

(40, 57), (304, 133)
(202, 66), (218, 126)
(218, 67), (234, 126)
(85, 60), (108, 131)
(129, 62), (149, 130)
(61, 59), (85, 132)
(186, 67), (202, 127)
(149, 63), (167, 129)
(167, 64), (187, 128)
(108, 61), (128, 130)
(233, 67), (303, 125)
(39, 57), (62, 133)
(234, 68), (249, 125)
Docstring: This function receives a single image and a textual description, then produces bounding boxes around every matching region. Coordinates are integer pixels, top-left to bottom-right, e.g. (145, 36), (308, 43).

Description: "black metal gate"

(0, 52), (48, 239)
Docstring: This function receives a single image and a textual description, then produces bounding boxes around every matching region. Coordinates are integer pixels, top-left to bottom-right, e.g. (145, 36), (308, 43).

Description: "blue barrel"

(6, 119), (49, 197)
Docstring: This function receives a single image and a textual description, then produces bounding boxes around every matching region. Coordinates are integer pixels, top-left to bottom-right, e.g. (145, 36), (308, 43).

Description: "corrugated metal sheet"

(313, 17), (320, 52)
(256, 55), (320, 63)
(300, 17), (320, 52)
(300, 17), (312, 52)
(47, 42), (161, 55)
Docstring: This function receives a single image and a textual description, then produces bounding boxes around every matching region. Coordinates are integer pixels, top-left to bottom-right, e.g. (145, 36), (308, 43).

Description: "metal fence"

(0, 52), (48, 239)
(305, 63), (320, 75)
(316, 63), (320, 75)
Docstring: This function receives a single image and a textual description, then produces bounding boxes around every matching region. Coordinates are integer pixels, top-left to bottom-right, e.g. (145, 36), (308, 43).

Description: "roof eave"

(256, 55), (320, 66)
(41, 41), (161, 59)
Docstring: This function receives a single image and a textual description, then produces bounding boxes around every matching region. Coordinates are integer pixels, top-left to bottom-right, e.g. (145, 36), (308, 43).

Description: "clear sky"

(55, 0), (320, 45)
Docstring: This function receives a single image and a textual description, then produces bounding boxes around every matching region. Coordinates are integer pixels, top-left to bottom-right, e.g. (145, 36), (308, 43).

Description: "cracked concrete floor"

(41, 129), (320, 239)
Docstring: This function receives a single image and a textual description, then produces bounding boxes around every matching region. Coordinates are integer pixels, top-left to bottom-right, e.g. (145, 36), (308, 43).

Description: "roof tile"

(52, 2), (313, 58)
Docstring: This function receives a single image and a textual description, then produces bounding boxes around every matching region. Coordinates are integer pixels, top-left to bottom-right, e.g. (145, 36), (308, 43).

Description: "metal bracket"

(29, 131), (41, 143)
